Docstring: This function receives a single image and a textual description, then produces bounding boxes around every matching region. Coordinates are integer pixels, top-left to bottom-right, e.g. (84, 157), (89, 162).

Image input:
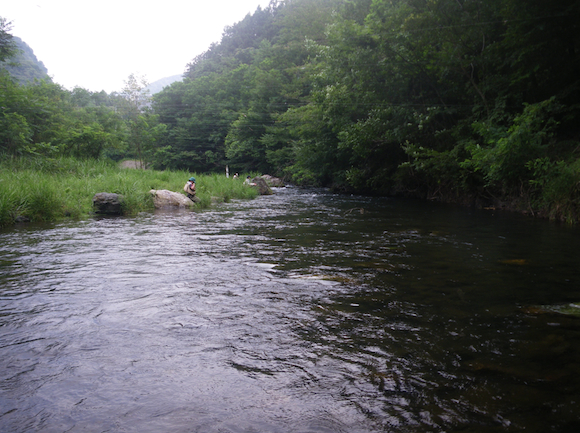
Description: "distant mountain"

(0, 36), (51, 84)
(146, 74), (182, 94)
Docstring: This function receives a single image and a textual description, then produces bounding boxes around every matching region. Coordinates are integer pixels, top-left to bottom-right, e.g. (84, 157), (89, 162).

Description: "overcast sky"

(3, 0), (272, 93)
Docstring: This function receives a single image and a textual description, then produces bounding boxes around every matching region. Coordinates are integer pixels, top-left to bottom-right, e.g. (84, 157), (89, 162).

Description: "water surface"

(1, 187), (579, 432)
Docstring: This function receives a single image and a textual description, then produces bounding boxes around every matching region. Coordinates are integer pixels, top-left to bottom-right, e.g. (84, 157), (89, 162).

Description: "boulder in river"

(149, 189), (199, 208)
(261, 174), (285, 187)
(93, 192), (124, 215)
(251, 177), (273, 195)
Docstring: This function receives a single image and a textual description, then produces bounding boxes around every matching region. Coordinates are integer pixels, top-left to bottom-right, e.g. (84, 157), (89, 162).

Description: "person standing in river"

(184, 177), (196, 200)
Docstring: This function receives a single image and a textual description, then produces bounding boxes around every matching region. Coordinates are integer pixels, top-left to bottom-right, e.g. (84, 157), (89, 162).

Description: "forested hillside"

(1, 15), (163, 166)
(152, 0), (580, 221)
(0, 36), (50, 84)
(2, 1), (580, 222)
(152, 0), (343, 173)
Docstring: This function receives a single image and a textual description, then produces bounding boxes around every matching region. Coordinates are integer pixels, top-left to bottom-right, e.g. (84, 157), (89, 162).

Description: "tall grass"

(0, 156), (259, 227)
(532, 158), (580, 224)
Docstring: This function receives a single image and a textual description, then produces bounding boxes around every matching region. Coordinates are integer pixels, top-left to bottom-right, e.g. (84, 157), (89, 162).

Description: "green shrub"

(528, 157), (580, 223)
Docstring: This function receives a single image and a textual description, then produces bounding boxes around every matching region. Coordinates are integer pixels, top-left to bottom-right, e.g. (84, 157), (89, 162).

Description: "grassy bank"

(0, 156), (259, 227)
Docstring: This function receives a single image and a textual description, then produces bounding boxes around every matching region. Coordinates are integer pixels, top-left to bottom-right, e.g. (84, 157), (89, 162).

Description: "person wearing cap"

(184, 177), (196, 200)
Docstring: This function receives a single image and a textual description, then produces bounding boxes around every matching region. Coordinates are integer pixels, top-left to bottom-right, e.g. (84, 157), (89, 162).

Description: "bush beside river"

(0, 157), (259, 227)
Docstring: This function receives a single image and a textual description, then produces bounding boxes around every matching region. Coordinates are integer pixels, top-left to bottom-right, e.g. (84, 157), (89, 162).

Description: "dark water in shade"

(1, 187), (580, 432)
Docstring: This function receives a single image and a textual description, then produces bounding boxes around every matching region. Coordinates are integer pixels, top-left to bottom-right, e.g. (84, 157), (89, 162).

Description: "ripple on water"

(1, 188), (580, 432)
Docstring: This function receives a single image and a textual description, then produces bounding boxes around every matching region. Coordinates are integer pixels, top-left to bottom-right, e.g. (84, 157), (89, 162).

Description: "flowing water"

(1, 187), (579, 432)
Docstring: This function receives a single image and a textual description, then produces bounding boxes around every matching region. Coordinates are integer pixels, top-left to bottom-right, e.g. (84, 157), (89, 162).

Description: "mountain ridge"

(1, 36), (51, 84)
(146, 74), (182, 94)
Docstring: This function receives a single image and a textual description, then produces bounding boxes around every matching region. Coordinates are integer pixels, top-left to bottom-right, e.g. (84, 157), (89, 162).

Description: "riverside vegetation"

(2, 0), (579, 223)
(0, 156), (258, 228)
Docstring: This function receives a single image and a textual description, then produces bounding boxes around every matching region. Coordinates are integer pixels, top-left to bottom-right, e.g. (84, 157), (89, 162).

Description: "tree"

(149, 0), (580, 219)
(119, 73), (155, 167)
(0, 17), (17, 63)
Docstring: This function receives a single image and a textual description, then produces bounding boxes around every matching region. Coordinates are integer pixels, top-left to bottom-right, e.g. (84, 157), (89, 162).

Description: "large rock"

(93, 192), (124, 215)
(149, 189), (199, 208)
(261, 174), (285, 187)
(252, 177), (273, 195)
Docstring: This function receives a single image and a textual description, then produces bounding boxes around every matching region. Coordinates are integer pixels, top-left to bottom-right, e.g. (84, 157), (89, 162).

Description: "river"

(1, 187), (579, 432)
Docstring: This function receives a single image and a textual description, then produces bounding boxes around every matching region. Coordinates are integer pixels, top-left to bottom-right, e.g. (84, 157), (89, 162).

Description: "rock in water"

(149, 189), (198, 208)
(93, 193), (124, 215)
(261, 174), (285, 187)
(252, 177), (273, 195)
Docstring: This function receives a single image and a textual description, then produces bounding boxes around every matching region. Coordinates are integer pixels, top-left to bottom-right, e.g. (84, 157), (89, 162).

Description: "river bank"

(0, 156), (258, 228)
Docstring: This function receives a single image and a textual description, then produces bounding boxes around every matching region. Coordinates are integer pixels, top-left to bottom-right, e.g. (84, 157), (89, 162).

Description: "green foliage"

(0, 156), (260, 227)
(400, 141), (473, 200)
(525, 157), (580, 223)
(225, 109), (269, 171)
(0, 164), (68, 224)
(3, 0), (580, 221)
(117, 73), (167, 168)
(153, 69), (248, 172)
(463, 98), (561, 190)
(154, 0), (342, 178)
(198, 173), (260, 205)
(0, 17), (17, 63)
(0, 72), (129, 159)
(1, 19), (138, 163)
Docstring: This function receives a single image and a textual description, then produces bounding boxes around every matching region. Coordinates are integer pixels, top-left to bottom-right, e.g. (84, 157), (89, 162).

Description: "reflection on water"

(1, 187), (580, 432)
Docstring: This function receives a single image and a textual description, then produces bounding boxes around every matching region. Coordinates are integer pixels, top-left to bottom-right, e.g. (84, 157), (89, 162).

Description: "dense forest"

(2, 0), (580, 221)
(0, 15), (164, 163)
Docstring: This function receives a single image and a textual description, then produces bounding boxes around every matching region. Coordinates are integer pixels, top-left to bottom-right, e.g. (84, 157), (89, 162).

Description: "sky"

(2, 0), (272, 93)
